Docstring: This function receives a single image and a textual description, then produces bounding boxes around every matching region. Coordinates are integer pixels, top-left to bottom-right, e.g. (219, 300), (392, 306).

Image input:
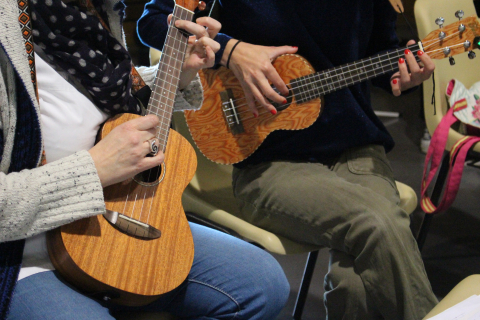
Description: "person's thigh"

(115, 223), (290, 320)
(9, 224), (289, 320)
(333, 144), (400, 206)
(8, 271), (114, 320)
(231, 144), (405, 247)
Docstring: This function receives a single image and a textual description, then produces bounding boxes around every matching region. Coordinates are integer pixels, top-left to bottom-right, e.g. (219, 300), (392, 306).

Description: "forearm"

(0, 150), (105, 242)
(137, 0), (231, 68)
(137, 0), (172, 51)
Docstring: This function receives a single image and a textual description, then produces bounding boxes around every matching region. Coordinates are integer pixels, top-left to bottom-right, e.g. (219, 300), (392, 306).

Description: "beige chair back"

(415, 0), (480, 152)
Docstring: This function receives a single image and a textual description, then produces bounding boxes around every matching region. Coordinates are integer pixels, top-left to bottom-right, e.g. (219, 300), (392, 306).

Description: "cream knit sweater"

(0, 0), (202, 243)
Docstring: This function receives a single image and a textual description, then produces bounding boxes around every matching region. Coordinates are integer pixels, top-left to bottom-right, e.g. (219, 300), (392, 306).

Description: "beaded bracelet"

(226, 40), (242, 69)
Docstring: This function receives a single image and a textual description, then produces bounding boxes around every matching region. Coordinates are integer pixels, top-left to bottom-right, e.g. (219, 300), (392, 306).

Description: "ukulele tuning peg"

(435, 17), (445, 28)
(464, 40), (471, 49)
(449, 56), (456, 65)
(443, 47), (451, 55)
(468, 51), (477, 59)
(455, 10), (465, 20)
(459, 24), (466, 32)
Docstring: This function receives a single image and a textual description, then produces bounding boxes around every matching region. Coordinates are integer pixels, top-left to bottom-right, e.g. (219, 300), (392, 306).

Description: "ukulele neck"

(147, 4), (194, 153)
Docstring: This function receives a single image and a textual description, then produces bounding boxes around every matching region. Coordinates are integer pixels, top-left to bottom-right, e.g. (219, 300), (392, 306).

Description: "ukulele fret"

(346, 65), (360, 84)
(347, 62), (366, 84)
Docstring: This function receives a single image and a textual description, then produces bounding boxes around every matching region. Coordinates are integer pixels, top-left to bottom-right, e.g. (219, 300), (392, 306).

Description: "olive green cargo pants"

(232, 145), (437, 320)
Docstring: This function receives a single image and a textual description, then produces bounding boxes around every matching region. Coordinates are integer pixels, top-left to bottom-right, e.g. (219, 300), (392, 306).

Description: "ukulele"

(184, 15), (480, 165)
(47, 0), (199, 306)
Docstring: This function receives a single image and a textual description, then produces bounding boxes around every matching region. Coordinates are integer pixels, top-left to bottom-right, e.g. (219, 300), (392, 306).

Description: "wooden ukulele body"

(186, 54), (322, 164)
(48, 113), (196, 306)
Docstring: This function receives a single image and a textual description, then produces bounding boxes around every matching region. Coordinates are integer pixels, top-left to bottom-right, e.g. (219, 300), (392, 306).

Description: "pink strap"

(420, 108), (480, 214)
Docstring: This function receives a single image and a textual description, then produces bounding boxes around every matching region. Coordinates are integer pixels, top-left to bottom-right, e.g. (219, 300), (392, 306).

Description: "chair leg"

(293, 250), (319, 320)
(416, 153), (451, 251)
(416, 214), (433, 251)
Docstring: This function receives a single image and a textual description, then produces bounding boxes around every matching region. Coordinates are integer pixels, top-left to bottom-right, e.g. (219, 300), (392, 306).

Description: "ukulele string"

(138, 2), (218, 224)
(137, 185), (150, 222)
(222, 29), (466, 122)
(145, 187), (157, 225)
(222, 31), (462, 115)
(121, 170), (141, 220)
(141, 8), (189, 225)
(140, 3), (218, 223)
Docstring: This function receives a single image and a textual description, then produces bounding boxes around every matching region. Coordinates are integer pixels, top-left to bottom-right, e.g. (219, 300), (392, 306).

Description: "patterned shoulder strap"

(17, 0), (38, 95)
(17, 0), (47, 165)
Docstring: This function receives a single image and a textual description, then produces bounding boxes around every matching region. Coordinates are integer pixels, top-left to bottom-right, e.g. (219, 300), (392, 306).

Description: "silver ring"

(148, 138), (159, 156)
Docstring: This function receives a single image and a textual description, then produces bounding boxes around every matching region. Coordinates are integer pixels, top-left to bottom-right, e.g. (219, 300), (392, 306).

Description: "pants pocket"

(346, 145), (397, 191)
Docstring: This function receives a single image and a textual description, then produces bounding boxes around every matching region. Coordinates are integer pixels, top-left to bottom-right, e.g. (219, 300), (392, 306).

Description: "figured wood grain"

(48, 113), (196, 306)
(187, 54), (321, 164)
(421, 16), (479, 60)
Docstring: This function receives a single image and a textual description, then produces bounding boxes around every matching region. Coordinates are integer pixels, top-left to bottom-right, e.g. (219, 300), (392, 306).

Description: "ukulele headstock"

(421, 15), (480, 61)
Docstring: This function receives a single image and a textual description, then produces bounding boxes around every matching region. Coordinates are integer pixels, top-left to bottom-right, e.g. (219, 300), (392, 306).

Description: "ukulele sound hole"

(133, 163), (166, 186)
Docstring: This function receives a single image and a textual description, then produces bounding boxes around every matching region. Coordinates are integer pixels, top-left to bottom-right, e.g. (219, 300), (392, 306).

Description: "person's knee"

(189, 225), (289, 318)
(344, 207), (412, 252)
(241, 249), (290, 319)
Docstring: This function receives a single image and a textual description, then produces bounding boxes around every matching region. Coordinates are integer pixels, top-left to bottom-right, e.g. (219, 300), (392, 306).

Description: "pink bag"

(420, 79), (480, 214)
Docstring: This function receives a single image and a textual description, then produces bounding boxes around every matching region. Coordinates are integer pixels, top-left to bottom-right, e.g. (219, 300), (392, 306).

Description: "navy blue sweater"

(138, 0), (399, 166)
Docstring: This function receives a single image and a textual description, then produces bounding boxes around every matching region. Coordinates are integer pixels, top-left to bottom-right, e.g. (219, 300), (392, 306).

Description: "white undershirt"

(18, 55), (108, 280)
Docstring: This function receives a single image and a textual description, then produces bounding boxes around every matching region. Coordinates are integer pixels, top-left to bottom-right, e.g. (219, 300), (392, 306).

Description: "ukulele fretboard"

(291, 43), (421, 104)
(148, 5), (194, 152)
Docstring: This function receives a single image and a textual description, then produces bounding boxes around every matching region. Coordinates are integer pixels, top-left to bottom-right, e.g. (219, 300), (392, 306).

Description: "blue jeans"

(8, 223), (289, 320)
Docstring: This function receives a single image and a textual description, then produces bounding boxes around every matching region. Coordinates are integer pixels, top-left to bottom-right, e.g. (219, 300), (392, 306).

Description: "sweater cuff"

(135, 65), (203, 111)
(35, 150), (105, 230)
(175, 75), (203, 111)
(214, 33), (232, 68)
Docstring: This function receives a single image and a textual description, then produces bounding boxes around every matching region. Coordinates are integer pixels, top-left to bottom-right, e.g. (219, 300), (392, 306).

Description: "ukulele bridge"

(103, 210), (161, 240)
(220, 89), (244, 135)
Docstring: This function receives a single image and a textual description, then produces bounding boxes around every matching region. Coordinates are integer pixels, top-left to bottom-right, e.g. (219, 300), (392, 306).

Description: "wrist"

(220, 39), (240, 67)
